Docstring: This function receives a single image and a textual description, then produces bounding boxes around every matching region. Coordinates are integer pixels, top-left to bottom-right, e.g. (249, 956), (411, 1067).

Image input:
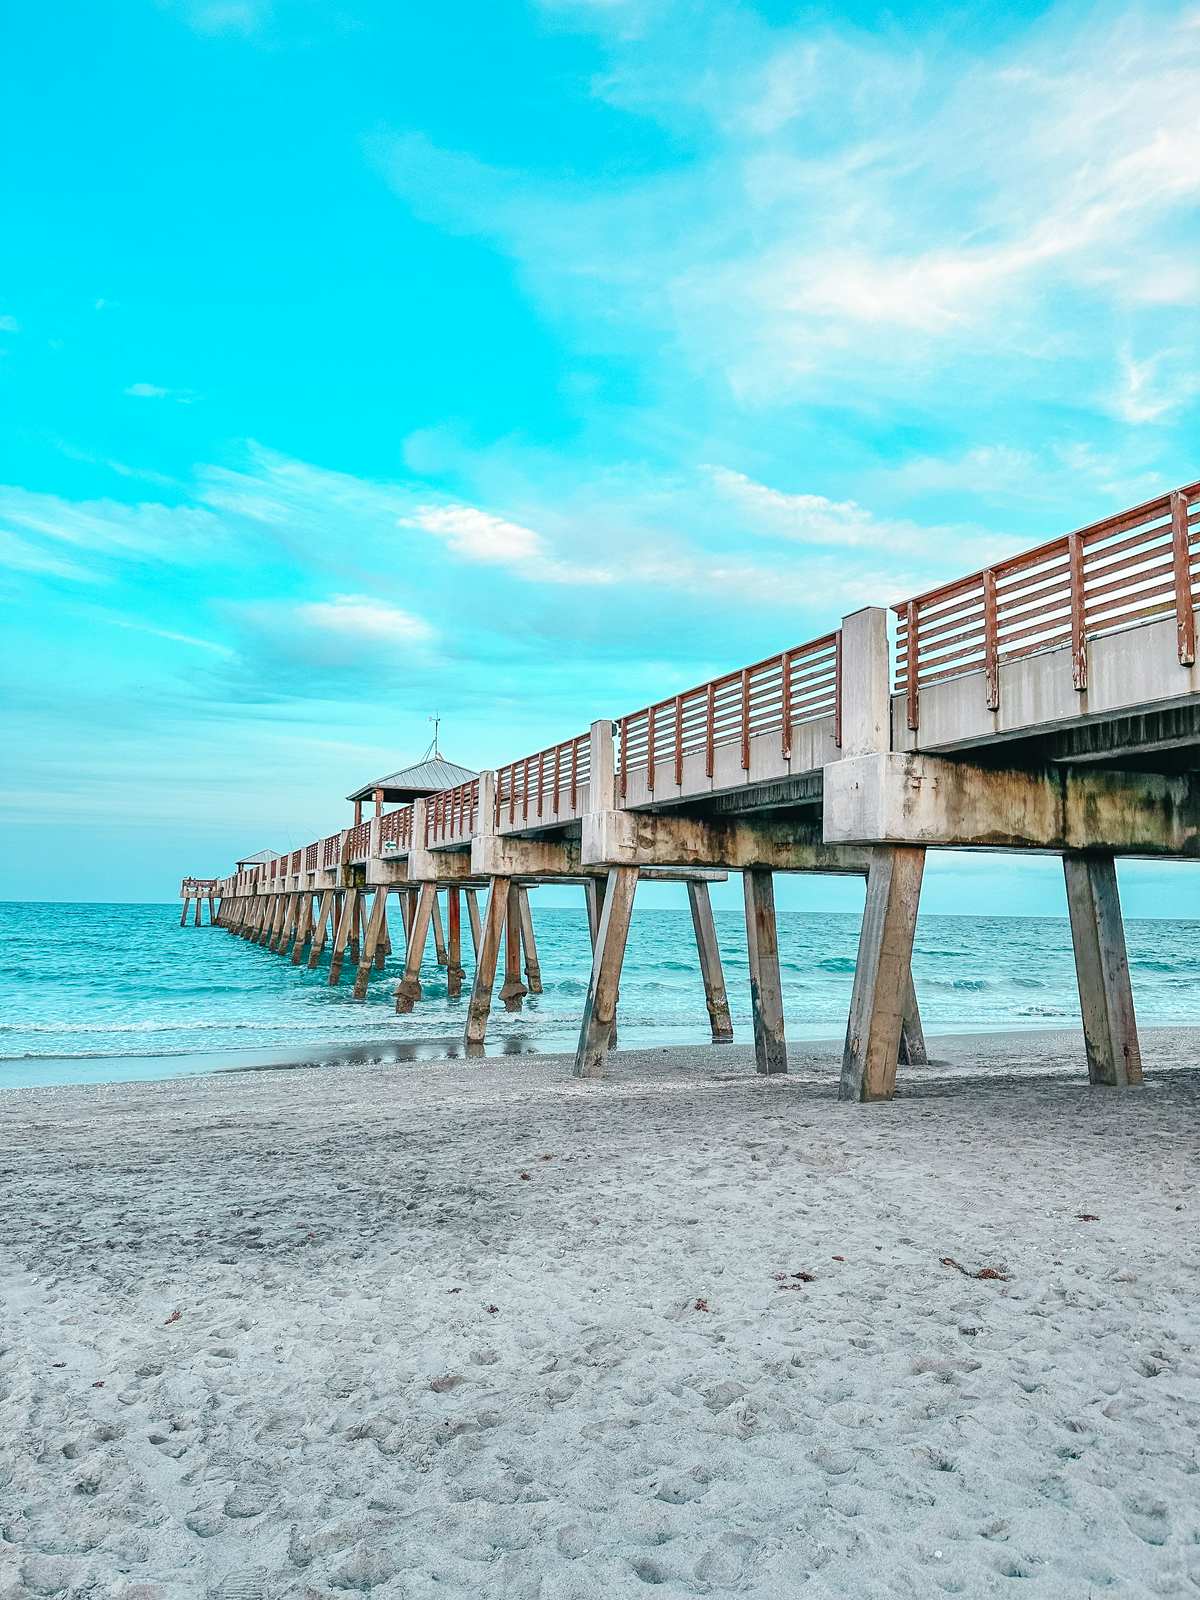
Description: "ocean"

(3, 899), (1200, 1088)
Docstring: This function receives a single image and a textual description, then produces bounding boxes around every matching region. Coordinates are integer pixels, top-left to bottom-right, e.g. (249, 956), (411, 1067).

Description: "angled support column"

(395, 883), (437, 1012)
(379, 896), (392, 963)
(518, 887), (542, 994)
(290, 892), (314, 964)
(353, 888), (389, 1000)
(1063, 852), (1143, 1086)
(348, 893), (362, 967)
(430, 895), (449, 967)
(328, 888), (359, 986)
(465, 876), (510, 1050)
(208, 896), (216, 925)
(275, 893), (298, 954)
(465, 888), (482, 955)
(744, 869), (786, 1074)
(194, 897), (202, 927)
(307, 889), (335, 969)
(265, 894), (286, 949)
(575, 866), (638, 1079)
(898, 971), (927, 1066)
(500, 881), (528, 1011)
(180, 898), (190, 928)
(840, 847), (926, 1102)
(687, 879), (733, 1042)
(446, 887), (465, 999)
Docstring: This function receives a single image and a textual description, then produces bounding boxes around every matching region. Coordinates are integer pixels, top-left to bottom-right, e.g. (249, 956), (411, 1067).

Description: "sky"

(1, 0), (1199, 914)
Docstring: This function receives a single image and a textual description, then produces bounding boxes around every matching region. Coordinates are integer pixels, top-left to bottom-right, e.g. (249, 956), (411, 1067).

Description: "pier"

(186, 480), (1200, 1099)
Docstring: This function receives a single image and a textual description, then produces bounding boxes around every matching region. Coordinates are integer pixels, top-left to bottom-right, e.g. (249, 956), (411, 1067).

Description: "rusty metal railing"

(894, 482), (1200, 730)
(617, 632), (841, 794)
(495, 734), (591, 825)
(426, 780), (480, 845)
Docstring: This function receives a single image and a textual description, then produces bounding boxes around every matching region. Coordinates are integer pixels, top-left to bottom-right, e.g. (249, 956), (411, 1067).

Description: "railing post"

(905, 601), (920, 732)
(647, 703), (656, 792)
(740, 666), (750, 770)
(780, 651), (792, 759)
(1171, 490), (1195, 666)
(705, 682), (715, 777)
(983, 568), (999, 711)
(1069, 531), (1088, 691)
(618, 718), (628, 799)
(833, 632), (842, 750)
(553, 743), (561, 815)
(674, 695), (683, 787)
(537, 750), (546, 819)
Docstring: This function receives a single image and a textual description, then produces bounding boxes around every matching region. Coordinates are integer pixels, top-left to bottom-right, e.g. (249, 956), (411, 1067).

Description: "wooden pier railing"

(618, 632), (841, 794)
(495, 735), (591, 826)
(426, 779), (480, 845)
(380, 805), (413, 853)
(895, 482), (1200, 730)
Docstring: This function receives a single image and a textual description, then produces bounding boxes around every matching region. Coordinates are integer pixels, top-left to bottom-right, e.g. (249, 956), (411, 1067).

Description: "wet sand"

(2, 1029), (1199, 1597)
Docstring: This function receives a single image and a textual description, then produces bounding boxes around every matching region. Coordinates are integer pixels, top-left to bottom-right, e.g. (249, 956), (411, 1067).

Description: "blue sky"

(2, 0), (1199, 914)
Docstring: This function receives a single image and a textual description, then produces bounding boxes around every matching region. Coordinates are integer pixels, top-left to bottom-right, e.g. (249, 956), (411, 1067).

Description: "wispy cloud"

(0, 530), (99, 583)
(294, 593), (435, 645)
(124, 381), (196, 403)
(0, 314), (19, 334)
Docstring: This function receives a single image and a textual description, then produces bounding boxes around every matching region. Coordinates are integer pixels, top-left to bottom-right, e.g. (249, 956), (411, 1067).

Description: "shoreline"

(3, 1021), (1199, 1100)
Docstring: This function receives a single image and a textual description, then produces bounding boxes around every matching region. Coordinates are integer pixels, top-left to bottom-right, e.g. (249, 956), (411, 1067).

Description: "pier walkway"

(183, 480), (1200, 1099)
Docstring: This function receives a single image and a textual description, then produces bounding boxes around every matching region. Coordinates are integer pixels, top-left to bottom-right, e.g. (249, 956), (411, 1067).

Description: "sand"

(2, 1029), (1199, 1598)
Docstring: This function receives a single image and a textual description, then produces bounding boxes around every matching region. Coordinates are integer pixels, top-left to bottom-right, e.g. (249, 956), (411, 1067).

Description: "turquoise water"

(3, 900), (1200, 1088)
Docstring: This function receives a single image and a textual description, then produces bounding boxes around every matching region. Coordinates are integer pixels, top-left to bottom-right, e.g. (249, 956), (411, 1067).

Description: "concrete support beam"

(307, 889), (335, 970)
(395, 883), (436, 1012)
(744, 869), (786, 1074)
(465, 876), (509, 1051)
(899, 971), (928, 1066)
(430, 894), (448, 967)
(289, 892), (313, 964)
(584, 809), (872, 874)
(575, 866), (638, 1079)
(465, 888), (481, 955)
(500, 881), (527, 1011)
(687, 879), (733, 1041)
(825, 751), (1200, 856)
(518, 887), (542, 994)
(840, 847), (926, 1102)
(446, 887), (465, 998)
(352, 888), (388, 1000)
(1063, 853), (1143, 1087)
(327, 888), (358, 986)
(839, 606), (891, 757)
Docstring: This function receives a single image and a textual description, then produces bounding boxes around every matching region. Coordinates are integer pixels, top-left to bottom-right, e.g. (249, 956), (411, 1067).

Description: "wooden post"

(395, 883), (436, 1012)
(208, 895), (216, 924)
(353, 888), (389, 1000)
(465, 888), (482, 955)
(379, 896), (392, 963)
(465, 877), (509, 1050)
(687, 879), (733, 1041)
(840, 847), (926, 1102)
(1069, 530), (1088, 691)
(1171, 490), (1195, 666)
(264, 894), (285, 949)
(898, 970), (928, 1066)
(575, 867), (638, 1078)
(583, 875), (617, 1045)
(348, 893), (362, 966)
(327, 888), (359, 986)
(290, 892), (314, 964)
(431, 894), (449, 967)
(500, 881), (528, 1011)
(446, 887), (465, 998)
(307, 889), (335, 969)
(400, 890), (415, 941)
(518, 887), (542, 994)
(180, 897), (189, 928)
(744, 869), (786, 1074)
(193, 896), (202, 927)
(1063, 852), (1143, 1086)
(275, 893), (298, 954)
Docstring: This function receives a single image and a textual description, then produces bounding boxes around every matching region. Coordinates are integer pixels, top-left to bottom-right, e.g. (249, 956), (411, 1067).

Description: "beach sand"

(2, 1029), (1199, 1598)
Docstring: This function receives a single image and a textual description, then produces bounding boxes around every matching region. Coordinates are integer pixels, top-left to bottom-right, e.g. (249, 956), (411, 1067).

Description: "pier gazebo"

(346, 756), (477, 825)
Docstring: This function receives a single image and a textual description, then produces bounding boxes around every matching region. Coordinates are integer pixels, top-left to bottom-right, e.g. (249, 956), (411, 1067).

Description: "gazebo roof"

(346, 756), (477, 804)
(236, 848), (281, 866)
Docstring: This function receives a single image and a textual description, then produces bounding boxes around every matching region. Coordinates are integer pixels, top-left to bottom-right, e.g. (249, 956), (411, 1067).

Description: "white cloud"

(0, 314), (19, 334)
(124, 382), (196, 403)
(294, 594), (435, 645)
(406, 503), (544, 564)
(101, 616), (235, 655)
(0, 530), (98, 583)
(1107, 344), (1200, 424)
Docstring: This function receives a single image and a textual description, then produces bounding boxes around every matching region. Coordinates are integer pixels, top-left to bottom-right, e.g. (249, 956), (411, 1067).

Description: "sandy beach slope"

(2, 1030), (1199, 1598)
